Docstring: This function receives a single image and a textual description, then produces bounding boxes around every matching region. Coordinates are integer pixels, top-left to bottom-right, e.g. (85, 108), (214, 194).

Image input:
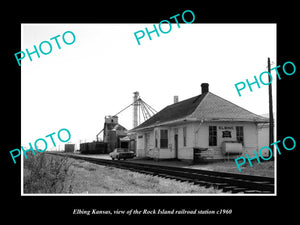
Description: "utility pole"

(268, 57), (274, 156)
(133, 92), (139, 128)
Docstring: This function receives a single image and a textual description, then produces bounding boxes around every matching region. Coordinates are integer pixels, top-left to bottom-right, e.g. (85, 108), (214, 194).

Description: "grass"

(23, 153), (74, 193)
(23, 153), (222, 194)
(68, 158), (223, 194)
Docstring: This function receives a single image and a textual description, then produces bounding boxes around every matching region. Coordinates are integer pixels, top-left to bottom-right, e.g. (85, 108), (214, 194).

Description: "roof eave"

(129, 117), (269, 133)
(129, 117), (198, 132)
(203, 118), (269, 123)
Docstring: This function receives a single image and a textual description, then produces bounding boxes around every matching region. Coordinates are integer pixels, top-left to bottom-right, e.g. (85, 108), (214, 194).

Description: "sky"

(21, 23), (276, 150)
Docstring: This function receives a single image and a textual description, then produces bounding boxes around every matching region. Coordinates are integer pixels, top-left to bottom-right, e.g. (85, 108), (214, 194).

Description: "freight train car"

(80, 141), (107, 154)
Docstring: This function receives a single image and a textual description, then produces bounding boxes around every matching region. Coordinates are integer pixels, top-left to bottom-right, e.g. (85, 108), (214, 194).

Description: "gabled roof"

(104, 123), (127, 132)
(131, 91), (268, 132)
(112, 124), (127, 131)
(188, 92), (268, 122)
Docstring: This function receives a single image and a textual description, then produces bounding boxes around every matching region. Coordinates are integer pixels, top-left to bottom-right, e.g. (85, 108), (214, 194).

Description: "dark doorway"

(174, 134), (178, 159)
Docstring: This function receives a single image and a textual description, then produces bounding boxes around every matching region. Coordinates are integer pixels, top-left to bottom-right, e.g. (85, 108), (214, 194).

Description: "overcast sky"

(21, 23), (276, 150)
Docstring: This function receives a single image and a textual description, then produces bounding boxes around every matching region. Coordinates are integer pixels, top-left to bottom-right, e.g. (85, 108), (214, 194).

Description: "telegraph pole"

(268, 57), (274, 156)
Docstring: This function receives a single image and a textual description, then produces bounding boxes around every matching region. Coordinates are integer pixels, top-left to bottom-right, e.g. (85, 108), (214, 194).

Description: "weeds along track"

(47, 152), (274, 194)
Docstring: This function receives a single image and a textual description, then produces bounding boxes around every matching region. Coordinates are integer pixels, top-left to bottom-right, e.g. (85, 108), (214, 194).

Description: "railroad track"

(47, 152), (275, 194)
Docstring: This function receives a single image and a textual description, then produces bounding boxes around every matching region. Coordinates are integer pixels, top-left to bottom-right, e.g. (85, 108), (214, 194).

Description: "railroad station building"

(130, 83), (269, 161)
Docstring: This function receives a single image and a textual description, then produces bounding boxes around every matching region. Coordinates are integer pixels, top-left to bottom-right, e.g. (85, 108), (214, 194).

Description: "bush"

(23, 153), (74, 193)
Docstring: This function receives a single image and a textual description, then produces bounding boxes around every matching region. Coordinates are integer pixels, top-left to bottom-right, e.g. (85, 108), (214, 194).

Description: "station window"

(160, 129), (168, 148)
(236, 126), (244, 145)
(209, 126), (217, 146)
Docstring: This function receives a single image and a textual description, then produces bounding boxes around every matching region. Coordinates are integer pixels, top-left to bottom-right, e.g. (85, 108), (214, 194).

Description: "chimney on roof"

(201, 83), (209, 94)
(174, 96), (179, 103)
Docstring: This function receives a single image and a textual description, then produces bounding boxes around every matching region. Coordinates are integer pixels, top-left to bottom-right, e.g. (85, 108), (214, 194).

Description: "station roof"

(131, 91), (268, 132)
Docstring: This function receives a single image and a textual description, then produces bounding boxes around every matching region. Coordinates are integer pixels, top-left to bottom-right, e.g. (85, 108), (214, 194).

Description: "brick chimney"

(174, 96), (179, 103)
(201, 83), (209, 94)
